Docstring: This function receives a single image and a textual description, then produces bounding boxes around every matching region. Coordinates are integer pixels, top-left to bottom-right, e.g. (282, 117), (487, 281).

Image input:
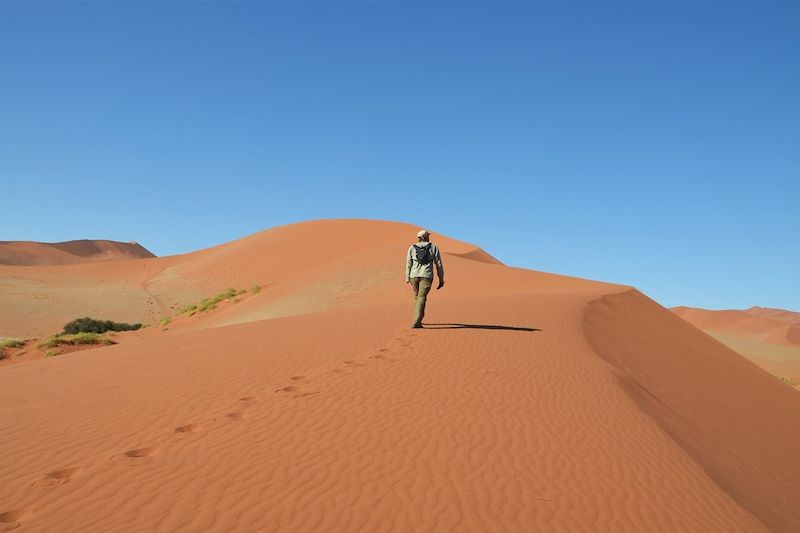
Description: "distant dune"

(673, 305), (800, 347)
(1, 219), (798, 532)
(0, 239), (155, 266)
(672, 305), (800, 390)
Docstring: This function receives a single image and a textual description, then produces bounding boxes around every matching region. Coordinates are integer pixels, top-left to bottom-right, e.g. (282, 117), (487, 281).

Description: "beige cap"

(417, 229), (430, 238)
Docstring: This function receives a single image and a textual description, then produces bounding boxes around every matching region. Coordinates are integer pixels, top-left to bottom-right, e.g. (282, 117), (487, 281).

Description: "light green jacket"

(405, 242), (444, 283)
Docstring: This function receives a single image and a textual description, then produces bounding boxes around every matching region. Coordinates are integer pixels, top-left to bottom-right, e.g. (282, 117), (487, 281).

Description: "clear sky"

(1, 2), (798, 310)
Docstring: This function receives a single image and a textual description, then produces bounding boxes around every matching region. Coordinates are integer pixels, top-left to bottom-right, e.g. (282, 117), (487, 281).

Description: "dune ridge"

(1, 219), (798, 531)
(587, 291), (800, 532)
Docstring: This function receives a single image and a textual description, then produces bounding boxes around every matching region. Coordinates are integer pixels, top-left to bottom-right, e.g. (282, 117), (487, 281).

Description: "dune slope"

(1, 219), (798, 532)
(587, 291), (800, 532)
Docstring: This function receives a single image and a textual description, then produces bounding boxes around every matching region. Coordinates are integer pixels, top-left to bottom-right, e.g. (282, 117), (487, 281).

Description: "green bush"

(62, 317), (142, 335)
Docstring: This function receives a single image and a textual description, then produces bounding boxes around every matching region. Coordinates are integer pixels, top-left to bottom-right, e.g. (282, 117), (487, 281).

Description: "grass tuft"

(39, 333), (116, 349)
(178, 304), (197, 315)
(780, 376), (800, 388)
(197, 288), (238, 312)
(250, 285), (262, 294)
(0, 338), (25, 350)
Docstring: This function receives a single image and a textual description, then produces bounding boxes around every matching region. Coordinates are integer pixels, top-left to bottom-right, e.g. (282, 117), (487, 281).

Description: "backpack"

(414, 243), (434, 265)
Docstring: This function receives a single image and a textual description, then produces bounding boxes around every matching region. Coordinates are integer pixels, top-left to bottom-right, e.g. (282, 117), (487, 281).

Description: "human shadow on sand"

(422, 323), (540, 332)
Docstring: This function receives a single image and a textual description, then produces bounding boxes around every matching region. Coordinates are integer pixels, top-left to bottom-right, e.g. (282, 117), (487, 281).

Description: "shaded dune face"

(586, 291), (800, 532)
(1, 219), (799, 532)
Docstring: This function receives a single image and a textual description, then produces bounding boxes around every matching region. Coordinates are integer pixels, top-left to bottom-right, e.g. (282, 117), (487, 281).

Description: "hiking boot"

(411, 323), (422, 329)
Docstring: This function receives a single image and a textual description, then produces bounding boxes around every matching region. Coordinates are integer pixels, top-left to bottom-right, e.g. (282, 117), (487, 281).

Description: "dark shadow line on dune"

(422, 323), (541, 332)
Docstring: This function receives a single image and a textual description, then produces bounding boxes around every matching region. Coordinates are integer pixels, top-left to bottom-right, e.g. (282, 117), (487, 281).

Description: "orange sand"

(1, 220), (798, 531)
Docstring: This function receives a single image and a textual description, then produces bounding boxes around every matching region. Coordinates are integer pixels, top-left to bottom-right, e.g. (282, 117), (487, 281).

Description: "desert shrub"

(250, 285), (262, 294)
(62, 317), (142, 335)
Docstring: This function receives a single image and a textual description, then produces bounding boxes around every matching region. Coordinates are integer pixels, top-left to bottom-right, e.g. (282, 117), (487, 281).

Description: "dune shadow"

(422, 323), (540, 332)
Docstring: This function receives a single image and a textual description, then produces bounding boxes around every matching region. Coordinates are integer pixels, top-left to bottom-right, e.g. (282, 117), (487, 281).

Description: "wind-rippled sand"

(1, 220), (798, 532)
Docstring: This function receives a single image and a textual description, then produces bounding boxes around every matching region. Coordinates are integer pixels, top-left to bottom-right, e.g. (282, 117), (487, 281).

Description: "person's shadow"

(422, 323), (540, 332)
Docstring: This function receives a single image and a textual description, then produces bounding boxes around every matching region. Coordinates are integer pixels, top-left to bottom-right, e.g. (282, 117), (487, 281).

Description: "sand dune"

(673, 305), (800, 347)
(1, 219), (798, 531)
(0, 239), (155, 266)
(672, 305), (800, 385)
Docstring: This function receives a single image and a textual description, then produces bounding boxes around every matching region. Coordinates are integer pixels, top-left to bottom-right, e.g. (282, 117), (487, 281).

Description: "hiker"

(405, 229), (445, 328)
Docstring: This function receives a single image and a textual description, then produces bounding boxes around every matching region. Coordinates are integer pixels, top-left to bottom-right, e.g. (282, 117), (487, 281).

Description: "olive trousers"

(410, 277), (433, 327)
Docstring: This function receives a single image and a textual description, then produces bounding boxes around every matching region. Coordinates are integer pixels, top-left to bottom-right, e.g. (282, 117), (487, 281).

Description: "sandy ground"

(1, 219), (798, 532)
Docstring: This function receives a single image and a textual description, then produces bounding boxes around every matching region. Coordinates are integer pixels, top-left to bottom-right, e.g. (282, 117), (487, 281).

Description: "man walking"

(405, 229), (445, 328)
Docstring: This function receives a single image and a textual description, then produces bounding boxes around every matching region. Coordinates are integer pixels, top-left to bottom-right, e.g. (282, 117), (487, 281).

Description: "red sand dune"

(672, 306), (800, 347)
(1, 219), (798, 532)
(0, 239), (155, 266)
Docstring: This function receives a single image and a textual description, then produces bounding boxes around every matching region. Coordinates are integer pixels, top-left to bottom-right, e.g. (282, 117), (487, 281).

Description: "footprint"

(0, 509), (31, 525)
(368, 355), (384, 360)
(124, 447), (159, 458)
(238, 396), (258, 405)
(289, 376), (306, 381)
(174, 424), (200, 434)
(226, 412), (248, 421)
(33, 465), (82, 487)
(294, 391), (321, 399)
(275, 386), (299, 393)
(379, 348), (389, 353)
(344, 361), (366, 367)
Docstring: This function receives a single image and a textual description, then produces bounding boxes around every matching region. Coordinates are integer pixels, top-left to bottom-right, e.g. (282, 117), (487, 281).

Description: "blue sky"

(1, 2), (798, 310)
